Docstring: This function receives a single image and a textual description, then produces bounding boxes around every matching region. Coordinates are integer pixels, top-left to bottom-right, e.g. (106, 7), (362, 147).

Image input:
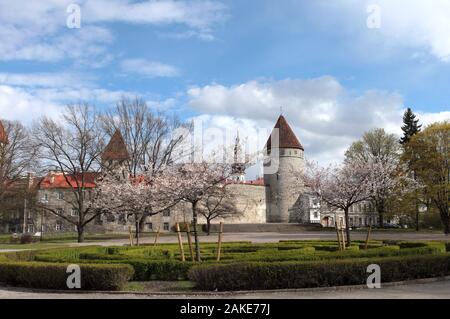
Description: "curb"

(2, 276), (450, 297)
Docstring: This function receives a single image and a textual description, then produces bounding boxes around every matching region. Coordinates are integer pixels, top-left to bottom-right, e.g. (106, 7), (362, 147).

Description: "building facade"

(0, 117), (386, 234)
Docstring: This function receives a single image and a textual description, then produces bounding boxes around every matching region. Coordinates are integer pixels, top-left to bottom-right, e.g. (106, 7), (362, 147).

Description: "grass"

(0, 232), (178, 247)
(0, 243), (67, 250)
(124, 281), (195, 292)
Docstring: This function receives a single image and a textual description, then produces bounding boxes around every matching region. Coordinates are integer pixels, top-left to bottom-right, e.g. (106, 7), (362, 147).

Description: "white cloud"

(0, 72), (92, 88)
(0, 0), (226, 63)
(317, 0), (450, 62)
(0, 85), (61, 122)
(83, 0), (226, 31)
(121, 59), (180, 78)
(187, 77), (450, 169)
(0, 72), (141, 123)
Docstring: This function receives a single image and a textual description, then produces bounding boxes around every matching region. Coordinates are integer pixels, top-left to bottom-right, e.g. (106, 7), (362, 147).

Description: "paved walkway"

(74, 231), (450, 247)
(1, 279), (450, 299)
(1, 231), (448, 252)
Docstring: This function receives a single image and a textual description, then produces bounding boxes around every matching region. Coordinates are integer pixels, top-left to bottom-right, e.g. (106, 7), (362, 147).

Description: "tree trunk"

(377, 201), (384, 228)
(344, 207), (351, 246)
(135, 221), (140, 246)
(440, 211), (450, 235)
(206, 219), (211, 236)
(192, 201), (201, 262)
(414, 172), (419, 232)
(139, 215), (147, 233)
(415, 203), (420, 232)
(77, 226), (84, 243)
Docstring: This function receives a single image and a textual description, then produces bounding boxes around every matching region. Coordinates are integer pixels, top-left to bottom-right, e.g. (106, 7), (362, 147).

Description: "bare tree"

(198, 184), (242, 235)
(0, 120), (38, 203)
(101, 96), (192, 233)
(32, 104), (106, 242)
(0, 120), (38, 232)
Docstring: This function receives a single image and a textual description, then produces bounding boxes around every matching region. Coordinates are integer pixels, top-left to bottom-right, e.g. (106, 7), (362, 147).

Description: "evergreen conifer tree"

(400, 108), (422, 145)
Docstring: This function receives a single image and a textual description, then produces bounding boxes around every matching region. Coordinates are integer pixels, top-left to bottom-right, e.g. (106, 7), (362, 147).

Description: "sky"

(0, 0), (449, 177)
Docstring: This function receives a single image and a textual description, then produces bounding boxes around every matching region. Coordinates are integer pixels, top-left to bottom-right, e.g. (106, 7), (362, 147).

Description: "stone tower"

(0, 120), (8, 146)
(263, 115), (305, 223)
(102, 130), (129, 169)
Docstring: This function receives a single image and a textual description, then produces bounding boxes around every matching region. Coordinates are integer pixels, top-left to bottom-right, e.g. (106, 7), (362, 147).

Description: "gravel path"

(1, 279), (450, 299)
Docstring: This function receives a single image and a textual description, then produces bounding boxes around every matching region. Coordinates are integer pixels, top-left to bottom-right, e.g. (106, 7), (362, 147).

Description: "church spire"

(232, 130), (246, 182)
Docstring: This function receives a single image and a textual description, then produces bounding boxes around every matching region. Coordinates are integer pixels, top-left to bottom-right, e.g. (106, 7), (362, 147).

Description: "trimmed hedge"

(189, 254), (450, 291)
(36, 252), (201, 281)
(0, 262), (134, 290)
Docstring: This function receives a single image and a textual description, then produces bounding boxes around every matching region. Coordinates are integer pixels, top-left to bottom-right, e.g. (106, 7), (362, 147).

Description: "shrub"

(62, 254), (193, 281)
(20, 234), (36, 244)
(2, 250), (39, 261)
(189, 254), (450, 291)
(398, 241), (428, 249)
(106, 247), (120, 255)
(0, 262), (133, 290)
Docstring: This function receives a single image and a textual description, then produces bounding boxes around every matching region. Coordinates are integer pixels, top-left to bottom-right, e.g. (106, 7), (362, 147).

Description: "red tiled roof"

(0, 120), (8, 144)
(265, 115), (303, 151)
(102, 130), (129, 161)
(39, 172), (99, 189)
(243, 178), (265, 186)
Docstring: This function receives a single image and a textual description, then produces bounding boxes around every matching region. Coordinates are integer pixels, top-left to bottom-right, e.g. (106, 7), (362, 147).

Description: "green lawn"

(0, 231), (181, 250)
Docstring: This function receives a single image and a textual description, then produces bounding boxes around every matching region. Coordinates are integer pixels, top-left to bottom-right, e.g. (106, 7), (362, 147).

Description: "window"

(163, 210), (170, 217)
(27, 224), (34, 233)
(42, 193), (48, 202)
(57, 191), (64, 200)
(163, 223), (170, 231)
(55, 222), (62, 231)
(146, 223), (153, 231)
(313, 211), (318, 219)
(71, 209), (79, 217)
(56, 208), (64, 215)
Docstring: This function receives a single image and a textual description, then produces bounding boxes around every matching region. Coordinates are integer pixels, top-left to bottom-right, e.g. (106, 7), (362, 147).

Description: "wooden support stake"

(364, 226), (372, 250)
(335, 221), (342, 251)
(153, 226), (160, 247)
(176, 223), (185, 262)
(340, 224), (346, 250)
(186, 223), (195, 262)
(216, 222), (224, 262)
(128, 226), (133, 247)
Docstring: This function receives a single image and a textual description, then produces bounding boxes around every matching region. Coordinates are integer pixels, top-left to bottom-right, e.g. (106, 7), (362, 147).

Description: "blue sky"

(0, 0), (449, 170)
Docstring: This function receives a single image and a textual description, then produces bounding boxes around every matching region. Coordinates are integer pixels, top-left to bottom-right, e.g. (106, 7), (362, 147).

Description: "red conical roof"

(102, 130), (129, 161)
(0, 120), (7, 144)
(265, 115), (303, 151)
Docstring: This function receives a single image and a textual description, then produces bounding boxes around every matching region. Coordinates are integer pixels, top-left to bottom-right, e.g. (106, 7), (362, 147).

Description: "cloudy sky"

(0, 0), (449, 176)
